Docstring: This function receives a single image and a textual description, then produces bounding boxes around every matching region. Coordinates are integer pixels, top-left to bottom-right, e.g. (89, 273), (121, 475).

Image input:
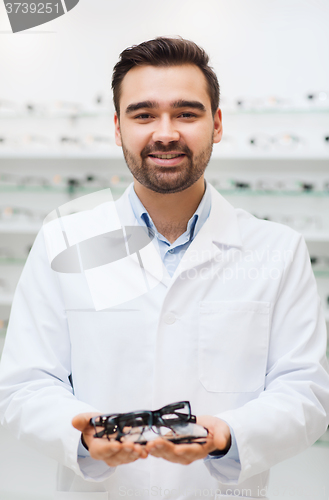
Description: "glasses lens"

(115, 412), (152, 443)
(158, 422), (208, 444)
(120, 426), (156, 444)
(159, 401), (191, 426)
(118, 412), (151, 433)
(91, 415), (121, 440)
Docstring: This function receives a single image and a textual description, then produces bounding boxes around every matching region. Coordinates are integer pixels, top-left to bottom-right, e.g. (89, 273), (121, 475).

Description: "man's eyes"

(179, 112), (197, 118)
(134, 114), (152, 119)
(133, 112), (197, 120)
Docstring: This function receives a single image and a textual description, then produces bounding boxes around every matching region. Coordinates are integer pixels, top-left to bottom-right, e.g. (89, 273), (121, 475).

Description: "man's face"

(114, 64), (222, 194)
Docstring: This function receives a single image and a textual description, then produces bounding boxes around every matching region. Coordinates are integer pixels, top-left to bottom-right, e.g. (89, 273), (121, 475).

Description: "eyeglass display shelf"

(0, 150), (329, 160)
(0, 258), (27, 265)
(315, 427), (329, 447)
(1, 222), (329, 241)
(0, 222), (42, 234)
(1, 255), (328, 276)
(0, 107), (328, 120)
(0, 293), (15, 306)
(0, 149), (124, 160)
(215, 189), (329, 197)
(1, 186), (329, 197)
(224, 108), (329, 116)
(302, 233), (329, 243)
(0, 185), (127, 194)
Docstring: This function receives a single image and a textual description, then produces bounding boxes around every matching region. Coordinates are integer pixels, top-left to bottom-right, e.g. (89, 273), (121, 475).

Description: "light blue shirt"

(128, 181), (211, 277)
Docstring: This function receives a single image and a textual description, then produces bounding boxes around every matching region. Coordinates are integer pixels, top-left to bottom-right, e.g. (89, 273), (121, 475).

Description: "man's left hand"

(145, 415), (231, 465)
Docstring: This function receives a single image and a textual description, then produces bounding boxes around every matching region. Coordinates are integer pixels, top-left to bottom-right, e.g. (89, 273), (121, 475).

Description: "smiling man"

(0, 37), (329, 500)
(117, 65), (217, 194)
(114, 62), (221, 244)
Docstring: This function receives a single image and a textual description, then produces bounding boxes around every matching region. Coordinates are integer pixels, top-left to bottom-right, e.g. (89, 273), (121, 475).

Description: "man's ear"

(213, 108), (222, 144)
(114, 112), (122, 146)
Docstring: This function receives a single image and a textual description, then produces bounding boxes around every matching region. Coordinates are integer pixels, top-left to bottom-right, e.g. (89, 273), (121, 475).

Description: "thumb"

(213, 419), (231, 451)
(72, 412), (100, 432)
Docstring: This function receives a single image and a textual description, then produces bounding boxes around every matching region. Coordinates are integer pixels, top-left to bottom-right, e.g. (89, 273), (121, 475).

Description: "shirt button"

(164, 312), (176, 325)
(168, 249), (174, 254)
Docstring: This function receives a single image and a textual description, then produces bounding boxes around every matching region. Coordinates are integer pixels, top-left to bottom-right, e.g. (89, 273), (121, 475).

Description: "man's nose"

(152, 116), (180, 144)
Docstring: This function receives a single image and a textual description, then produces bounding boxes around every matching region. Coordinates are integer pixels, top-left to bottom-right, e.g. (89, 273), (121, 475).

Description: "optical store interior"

(0, 0), (329, 498)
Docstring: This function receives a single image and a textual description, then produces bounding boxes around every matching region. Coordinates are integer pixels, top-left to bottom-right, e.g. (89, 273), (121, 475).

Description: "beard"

(121, 138), (213, 194)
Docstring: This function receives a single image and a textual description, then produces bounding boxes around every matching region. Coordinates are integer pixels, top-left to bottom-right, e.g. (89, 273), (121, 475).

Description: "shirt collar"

(128, 181), (211, 244)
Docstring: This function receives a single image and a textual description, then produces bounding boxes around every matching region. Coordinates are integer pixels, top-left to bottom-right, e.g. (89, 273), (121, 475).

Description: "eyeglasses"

(90, 401), (208, 445)
(0, 206), (45, 223)
(208, 176), (329, 194)
(84, 134), (115, 147)
(248, 133), (303, 150)
(253, 213), (322, 232)
(234, 96), (293, 111)
(310, 256), (329, 270)
(306, 91), (329, 107)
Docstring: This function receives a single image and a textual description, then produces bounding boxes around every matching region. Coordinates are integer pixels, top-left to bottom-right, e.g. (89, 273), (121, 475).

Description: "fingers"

(197, 415), (231, 452)
(72, 412), (149, 466)
(72, 412), (100, 432)
(89, 439), (149, 466)
(146, 439), (210, 465)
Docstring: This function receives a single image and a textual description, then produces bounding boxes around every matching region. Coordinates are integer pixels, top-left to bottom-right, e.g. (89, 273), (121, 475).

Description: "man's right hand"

(72, 412), (149, 466)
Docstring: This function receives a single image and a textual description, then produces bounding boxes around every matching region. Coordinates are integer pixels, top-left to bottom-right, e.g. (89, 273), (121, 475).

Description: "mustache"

(141, 142), (192, 158)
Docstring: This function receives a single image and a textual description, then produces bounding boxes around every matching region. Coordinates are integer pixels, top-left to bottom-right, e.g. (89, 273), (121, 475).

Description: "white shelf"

(0, 107), (328, 120)
(304, 233), (329, 242)
(0, 224), (329, 243)
(0, 223), (41, 234)
(211, 151), (329, 161)
(0, 294), (14, 306)
(0, 150), (328, 161)
(0, 149), (124, 160)
(223, 108), (329, 115)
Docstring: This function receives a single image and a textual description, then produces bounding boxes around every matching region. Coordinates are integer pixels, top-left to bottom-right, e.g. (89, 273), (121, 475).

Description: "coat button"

(164, 312), (176, 325)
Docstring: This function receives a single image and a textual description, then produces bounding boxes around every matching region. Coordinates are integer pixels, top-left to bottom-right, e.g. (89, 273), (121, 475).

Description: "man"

(0, 37), (328, 500)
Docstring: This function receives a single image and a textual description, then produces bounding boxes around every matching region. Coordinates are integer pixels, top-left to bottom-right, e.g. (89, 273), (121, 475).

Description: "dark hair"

(112, 37), (220, 118)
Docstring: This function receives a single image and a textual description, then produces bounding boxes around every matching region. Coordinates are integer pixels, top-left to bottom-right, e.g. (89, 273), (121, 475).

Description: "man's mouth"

(146, 152), (187, 167)
(148, 153), (185, 159)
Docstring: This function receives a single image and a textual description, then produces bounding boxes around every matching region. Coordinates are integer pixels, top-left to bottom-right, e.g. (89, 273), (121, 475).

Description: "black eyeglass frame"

(89, 401), (204, 444)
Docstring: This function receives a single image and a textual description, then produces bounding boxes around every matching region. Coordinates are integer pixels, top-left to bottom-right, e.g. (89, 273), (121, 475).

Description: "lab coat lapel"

(171, 183), (243, 279)
(113, 183), (243, 289)
(114, 187), (170, 288)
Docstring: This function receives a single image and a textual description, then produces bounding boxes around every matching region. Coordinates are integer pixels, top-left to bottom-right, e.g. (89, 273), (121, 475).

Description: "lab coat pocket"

(198, 301), (270, 393)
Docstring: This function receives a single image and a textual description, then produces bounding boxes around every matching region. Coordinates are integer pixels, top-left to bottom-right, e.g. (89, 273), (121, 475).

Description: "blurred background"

(0, 0), (328, 498)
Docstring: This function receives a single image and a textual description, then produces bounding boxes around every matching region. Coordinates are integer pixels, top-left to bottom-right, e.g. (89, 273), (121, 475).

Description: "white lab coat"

(0, 183), (328, 500)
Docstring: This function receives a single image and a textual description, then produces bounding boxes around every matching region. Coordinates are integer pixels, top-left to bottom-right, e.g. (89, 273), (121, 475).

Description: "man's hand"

(72, 412), (149, 467)
(145, 415), (231, 465)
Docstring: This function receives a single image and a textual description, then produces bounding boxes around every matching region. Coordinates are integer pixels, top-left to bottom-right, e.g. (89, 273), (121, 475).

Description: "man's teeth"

(151, 154), (183, 159)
